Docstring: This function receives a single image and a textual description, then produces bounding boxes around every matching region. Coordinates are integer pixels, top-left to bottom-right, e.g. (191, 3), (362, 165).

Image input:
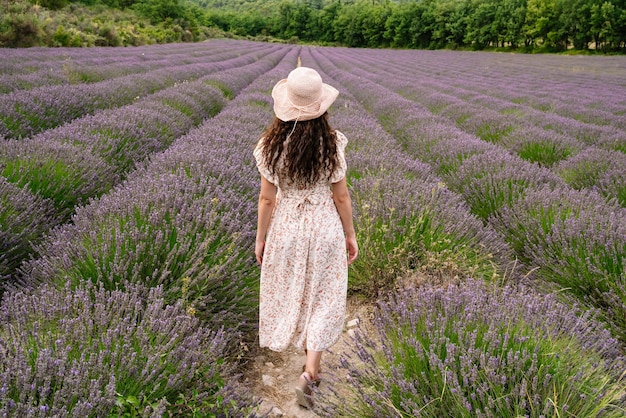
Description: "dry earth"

(247, 295), (377, 418)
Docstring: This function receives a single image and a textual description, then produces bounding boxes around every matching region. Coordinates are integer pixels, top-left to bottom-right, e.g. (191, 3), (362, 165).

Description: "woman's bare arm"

(332, 177), (358, 264)
(256, 175), (277, 265)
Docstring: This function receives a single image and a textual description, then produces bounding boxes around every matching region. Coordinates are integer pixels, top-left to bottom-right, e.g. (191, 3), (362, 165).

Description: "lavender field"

(1, 40), (625, 417)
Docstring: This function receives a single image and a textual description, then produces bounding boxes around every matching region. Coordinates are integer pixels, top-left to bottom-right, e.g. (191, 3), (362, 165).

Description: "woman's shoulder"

(335, 130), (348, 147)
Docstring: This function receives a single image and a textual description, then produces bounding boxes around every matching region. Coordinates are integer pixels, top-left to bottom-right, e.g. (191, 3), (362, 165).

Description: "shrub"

(444, 149), (564, 220)
(527, 204), (626, 340)
(20, 170), (258, 336)
(0, 138), (119, 220)
(502, 126), (581, 167)
(491, 185), (615, 266)
(0, 12), (45, 48)
(349, 171), (512, 296)
(457, 111), (516, 143)
(598, 167), (626, 206)
(319, 280), (626, 417)
(555, 147), (626, 191)
(425, 135), (498, 175)
(0, 281), (260, 417)
(0, 177), (59, 285)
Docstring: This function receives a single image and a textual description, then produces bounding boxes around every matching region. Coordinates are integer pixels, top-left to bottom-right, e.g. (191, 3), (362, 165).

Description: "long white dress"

(254, 131), (349, 352)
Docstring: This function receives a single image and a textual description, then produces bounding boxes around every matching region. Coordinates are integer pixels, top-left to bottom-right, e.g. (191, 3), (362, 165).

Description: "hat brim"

(272, 79), (339, 122)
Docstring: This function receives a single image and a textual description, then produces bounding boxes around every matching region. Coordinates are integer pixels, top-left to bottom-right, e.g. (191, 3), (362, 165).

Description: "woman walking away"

(254, 66), (358, 409)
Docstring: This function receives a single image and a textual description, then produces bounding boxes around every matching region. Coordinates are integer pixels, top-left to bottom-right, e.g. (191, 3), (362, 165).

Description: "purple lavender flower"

(0, 137), (119, 219)
(0, 281), (261, 417)
(444, 149), (564, 220)
(0, 177), (60, 285)
(555, 147), (626, 192)
(0, 42), (285, 139)
(319, 279), (625, 417)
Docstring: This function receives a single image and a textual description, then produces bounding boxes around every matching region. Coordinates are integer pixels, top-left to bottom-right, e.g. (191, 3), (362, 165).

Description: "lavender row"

(0, 43), (281, 139)
(0, 48), (288, 285)
(302, 48), (514, 295)
(554, 147), (626, 206)
(18, 43), (299, 353)
(325, 48), (626, 154)
(340, 48), (626, 123)
(0, 281), (260, 417)
(342, 50), (626, 205)
(319, 279), (625, 417)
(313, 46), (626, 340)
(0, 179), (59, 283)
(0, 40), (264, 94)
(0, 40), (237, 76)
(5, 45), (301, 417)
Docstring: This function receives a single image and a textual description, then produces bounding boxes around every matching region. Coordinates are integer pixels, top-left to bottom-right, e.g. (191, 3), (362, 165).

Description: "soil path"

(247, 296), (376, 417)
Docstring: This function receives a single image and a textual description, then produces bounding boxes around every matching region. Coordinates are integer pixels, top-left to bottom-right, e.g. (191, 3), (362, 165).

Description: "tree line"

(206, 0), (626, 52)
(2, 0), (625, 51)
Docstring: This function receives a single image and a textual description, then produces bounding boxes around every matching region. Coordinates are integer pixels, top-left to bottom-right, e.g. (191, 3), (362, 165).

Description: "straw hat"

(272, 67), (339, 122)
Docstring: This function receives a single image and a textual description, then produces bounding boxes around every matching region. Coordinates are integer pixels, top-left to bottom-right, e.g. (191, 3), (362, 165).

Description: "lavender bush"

(492, 185), (626, 339)
(19, 170), (258, 335)
(455, 109), (516, 143)
(527, 206), (626, 339)
(491, 185), (616, 266)
(444, 149), (564, 220)
(319, 280), (626, 417)
(349, 172), (511, 295)
(0, 44), (278, 139)
(501, 126), (581, 167)
(555, 147), (626, 193)
(0, 178), (59, 284)
(424, 135), (498, 175)
(0, 138), (119, 220)
(598, 167), (626, 206)
(0, 281), (260, 417)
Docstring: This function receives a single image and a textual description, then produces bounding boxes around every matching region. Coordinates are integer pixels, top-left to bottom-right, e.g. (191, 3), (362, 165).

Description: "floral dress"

(254, 131), (349, 352)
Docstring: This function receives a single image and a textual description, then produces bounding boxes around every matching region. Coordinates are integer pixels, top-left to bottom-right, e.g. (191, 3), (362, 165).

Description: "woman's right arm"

(332, 177), (358, 264)
(256, 175), (277, 265)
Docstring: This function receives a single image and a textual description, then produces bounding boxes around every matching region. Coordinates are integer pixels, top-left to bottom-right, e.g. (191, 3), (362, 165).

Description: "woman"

(254, 66), (358, 408)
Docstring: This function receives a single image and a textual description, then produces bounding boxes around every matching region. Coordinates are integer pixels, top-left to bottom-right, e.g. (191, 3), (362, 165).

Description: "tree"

(524, 0), (562, 49)
(591, 1), (621, 50)
(333, 2), (366, 47)
(134, 0), (185, 24)
(361, 1), (392, 47)
(314, 0), (342, 43)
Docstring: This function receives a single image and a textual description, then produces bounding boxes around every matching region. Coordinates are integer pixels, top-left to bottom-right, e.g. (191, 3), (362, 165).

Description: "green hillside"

(0, 0), (223, 47)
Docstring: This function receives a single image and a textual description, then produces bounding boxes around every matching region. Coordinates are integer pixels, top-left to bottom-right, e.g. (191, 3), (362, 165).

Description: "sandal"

(301, 365), (321, 387)
(295, 371), (317, 408)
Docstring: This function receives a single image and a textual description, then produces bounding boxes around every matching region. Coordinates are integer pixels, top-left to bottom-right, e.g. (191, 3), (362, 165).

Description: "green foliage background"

(1, 0), (625, 51)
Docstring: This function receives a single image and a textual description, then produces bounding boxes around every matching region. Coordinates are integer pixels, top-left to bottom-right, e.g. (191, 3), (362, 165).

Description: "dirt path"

(247, 296), (376, 417)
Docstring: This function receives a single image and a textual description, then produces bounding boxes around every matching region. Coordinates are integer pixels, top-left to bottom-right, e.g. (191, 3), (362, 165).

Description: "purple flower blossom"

(0, 177), (60, 285)
(0, 42), (284, 139)
(0, 281), (260, 417)
(319, 280), (625, 417)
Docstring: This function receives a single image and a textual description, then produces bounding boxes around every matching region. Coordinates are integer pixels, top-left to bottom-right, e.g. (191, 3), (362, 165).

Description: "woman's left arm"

(255, 175), (277, 265)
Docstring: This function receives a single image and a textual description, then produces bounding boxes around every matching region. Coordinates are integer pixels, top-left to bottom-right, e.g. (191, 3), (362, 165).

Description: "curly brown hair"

(259, 112), (339, 188)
